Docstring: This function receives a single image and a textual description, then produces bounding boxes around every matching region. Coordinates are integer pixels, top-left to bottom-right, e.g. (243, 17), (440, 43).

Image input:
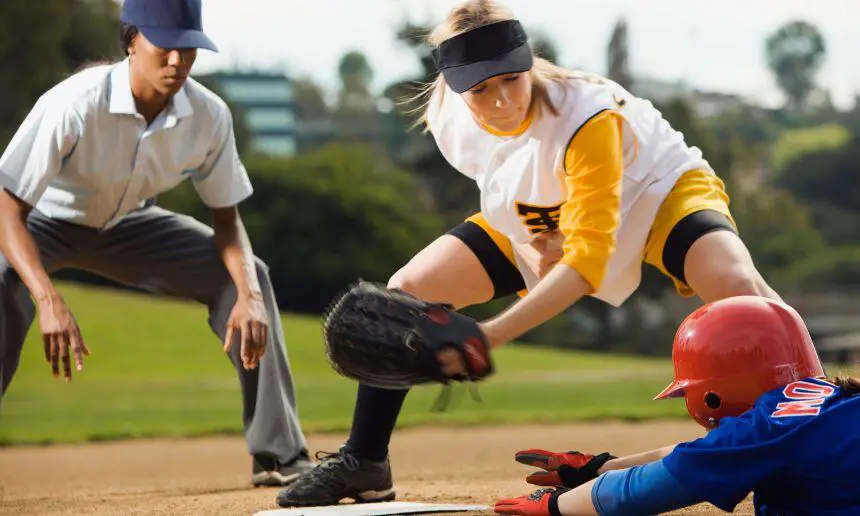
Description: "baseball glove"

(322, 282), (494, 391)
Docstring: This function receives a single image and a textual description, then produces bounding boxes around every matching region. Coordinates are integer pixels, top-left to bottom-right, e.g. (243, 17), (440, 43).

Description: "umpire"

(0, 0), (313, 487)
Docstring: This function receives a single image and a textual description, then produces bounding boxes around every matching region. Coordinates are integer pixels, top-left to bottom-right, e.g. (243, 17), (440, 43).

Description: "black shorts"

(447, 209), (736, 299)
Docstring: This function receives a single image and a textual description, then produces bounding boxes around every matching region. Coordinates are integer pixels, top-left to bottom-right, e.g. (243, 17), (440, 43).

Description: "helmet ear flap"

(704, 391), (722, 410)
(686, 388), (727, 429)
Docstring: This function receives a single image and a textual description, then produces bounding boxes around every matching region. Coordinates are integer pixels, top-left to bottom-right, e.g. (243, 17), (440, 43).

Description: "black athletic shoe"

(252, 450), (316, 487)
(276, 450), (395, 506)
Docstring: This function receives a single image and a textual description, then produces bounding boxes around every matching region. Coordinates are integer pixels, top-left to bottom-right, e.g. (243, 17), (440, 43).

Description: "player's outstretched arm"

(514, 445), (677, 489)
(497, 458), (703, 516)
(598, 445), (677, 473)
(481, 264), (592, 348)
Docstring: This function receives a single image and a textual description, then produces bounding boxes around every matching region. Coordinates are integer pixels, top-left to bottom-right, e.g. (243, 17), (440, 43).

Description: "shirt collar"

(109, 59), (137, 115)
(170, 86), (193, 120)
(109, 58), (194, 122)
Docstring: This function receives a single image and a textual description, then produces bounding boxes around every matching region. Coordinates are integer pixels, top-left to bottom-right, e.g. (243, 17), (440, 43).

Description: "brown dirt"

(0, 421), (753, 515)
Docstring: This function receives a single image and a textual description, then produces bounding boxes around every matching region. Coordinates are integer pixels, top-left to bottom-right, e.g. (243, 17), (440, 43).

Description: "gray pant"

(0, 206), (307, 463)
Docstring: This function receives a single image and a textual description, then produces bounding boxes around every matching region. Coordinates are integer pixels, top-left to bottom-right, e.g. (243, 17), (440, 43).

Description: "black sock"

(343, 384), (409, 462)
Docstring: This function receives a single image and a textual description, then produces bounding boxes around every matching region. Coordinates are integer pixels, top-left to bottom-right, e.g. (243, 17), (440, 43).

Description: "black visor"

(432, 20), (534, 93)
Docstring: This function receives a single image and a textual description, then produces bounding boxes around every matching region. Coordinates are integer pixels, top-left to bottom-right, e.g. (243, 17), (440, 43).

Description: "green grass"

(0, 283), (685, 446)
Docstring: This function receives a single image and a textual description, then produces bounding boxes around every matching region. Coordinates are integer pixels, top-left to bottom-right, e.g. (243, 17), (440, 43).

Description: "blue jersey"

(663, 377), (860, 514)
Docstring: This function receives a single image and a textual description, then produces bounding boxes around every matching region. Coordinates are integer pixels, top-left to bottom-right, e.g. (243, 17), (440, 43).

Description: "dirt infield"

(0, 421), (752, 515)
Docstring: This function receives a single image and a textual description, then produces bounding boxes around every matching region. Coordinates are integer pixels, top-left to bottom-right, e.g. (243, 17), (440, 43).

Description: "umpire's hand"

(223, 294), (268, 370)
(37, 294), (90, 381)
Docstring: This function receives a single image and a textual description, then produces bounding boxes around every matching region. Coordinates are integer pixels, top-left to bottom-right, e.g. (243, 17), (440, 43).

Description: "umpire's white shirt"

(0, 59), (253, 229)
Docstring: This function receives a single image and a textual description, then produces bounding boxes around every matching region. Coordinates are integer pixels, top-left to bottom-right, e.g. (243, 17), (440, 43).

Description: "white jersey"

(427, 75), (713, 306)
(0, 59), (251, 230)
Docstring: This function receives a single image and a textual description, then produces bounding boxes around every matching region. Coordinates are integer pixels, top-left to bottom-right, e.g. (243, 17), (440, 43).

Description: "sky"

(192, 0), (859, 109)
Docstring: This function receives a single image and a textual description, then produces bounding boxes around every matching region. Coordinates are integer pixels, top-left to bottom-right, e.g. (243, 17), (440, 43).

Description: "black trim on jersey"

(447, 221), (526, 299)
(662, 209), (737, 286)
(561, 108), (613, 171)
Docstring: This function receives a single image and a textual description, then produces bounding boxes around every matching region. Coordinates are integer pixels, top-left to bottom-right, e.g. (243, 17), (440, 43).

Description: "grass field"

(0, 283), (687, 446)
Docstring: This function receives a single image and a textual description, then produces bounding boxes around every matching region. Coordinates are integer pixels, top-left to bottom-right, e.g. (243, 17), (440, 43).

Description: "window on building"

(251, 136), (297, 157)
(220, 80), (293, 103)
(245, 108), (297, 131)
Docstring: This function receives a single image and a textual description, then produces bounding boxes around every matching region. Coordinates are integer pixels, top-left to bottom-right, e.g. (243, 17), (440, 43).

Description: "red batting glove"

(515, 449), (615, 488)
(494, 488), (566, 516)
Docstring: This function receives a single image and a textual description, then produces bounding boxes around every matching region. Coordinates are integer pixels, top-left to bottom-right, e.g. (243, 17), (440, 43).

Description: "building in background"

(631, 77), (690, 105)
(206, 71), (297, 156)
(632, 77), (745, 119)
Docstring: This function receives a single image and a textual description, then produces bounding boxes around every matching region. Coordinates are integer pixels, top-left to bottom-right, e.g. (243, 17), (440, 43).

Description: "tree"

(765, 20), (826, 110)
(290, 76), (332, 152)
(779, 247), (860, 293)
(337, 50), (375, 114)
(394, 23), (436, 79)
(381, 23), (480, 226)
(241, 145), (443, 311)
(334, 51), (382, 144)
(62, 0), (122, 67)
(606, 18), (632, 91)
(293, 77), (329, 121)
(655, 98), (728, 182)
(0, 0), (120, 147)
(771, 124), (852, 174)
(730, 187), (825, 282)
(158, 145), (444, 312)
(530, 30), (560, 65)
(774, 133), (860, 246)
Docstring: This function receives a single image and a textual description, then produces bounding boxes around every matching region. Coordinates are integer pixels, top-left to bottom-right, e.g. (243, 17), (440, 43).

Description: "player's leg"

(342, 232), (498, 460)
(340, 213), (523, 462)
(644, 169), (781, 304)
(386, 212), (524, 307)
(682, 229), (781, 303)
(341, 216), (520, 463)
(0, 209), (81, 400)
(277, 213), (525, 507)
(84, 206), (311, 486)
(0, 261), (33, 397)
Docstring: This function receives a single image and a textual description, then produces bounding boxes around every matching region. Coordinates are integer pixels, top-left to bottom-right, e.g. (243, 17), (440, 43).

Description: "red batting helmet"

(655, 296), (824, 429)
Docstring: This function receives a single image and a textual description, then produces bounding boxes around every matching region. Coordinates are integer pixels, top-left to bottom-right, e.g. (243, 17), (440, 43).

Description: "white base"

(255, 501), (490, 516)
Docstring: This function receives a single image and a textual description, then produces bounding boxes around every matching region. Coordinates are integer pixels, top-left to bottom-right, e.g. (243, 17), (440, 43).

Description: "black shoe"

(276, 450), (395, 507)
(252, 450), (316, 487)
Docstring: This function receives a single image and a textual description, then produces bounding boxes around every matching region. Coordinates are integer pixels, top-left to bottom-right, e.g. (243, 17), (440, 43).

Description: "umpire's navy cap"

(121, 0), (218, 52)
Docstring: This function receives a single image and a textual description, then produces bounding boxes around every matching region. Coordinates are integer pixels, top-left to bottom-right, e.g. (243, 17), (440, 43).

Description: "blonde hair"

(832, 376), (860, 396)
(410, 0), (579, 131)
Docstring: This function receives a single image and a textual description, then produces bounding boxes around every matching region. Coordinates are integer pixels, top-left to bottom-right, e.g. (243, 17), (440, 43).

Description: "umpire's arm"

(0, 91), (88, 379)
(192, 99), (263, 369)
(0, 91), (80, 305)
(211, 204), (269, 371)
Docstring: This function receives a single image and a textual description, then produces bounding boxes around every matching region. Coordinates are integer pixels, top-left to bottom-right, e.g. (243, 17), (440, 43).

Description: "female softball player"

(495, 296), (860, 515)
(277, 0), (781, 507)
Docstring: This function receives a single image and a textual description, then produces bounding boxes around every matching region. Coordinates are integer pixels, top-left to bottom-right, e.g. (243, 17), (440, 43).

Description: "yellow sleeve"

(558, 110), (624, 292)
